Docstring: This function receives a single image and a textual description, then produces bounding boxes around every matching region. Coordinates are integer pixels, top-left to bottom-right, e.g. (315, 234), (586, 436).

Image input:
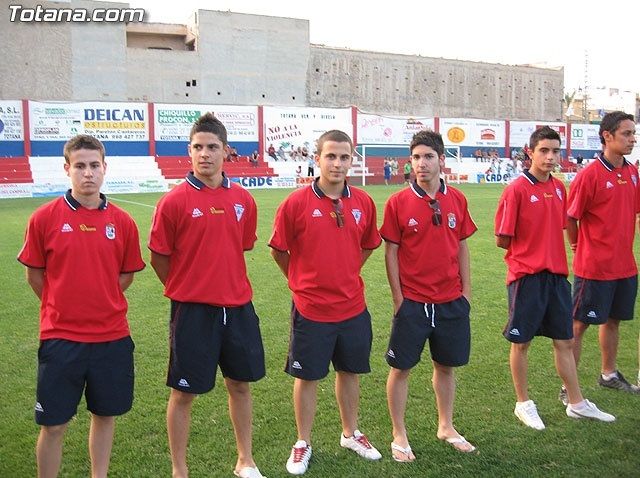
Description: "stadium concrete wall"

(308, 47), (563, 120)
(1, 1), (562, 121)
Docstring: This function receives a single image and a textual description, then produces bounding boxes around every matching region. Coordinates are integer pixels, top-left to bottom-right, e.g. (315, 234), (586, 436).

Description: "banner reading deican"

(29, 101), (148, 141)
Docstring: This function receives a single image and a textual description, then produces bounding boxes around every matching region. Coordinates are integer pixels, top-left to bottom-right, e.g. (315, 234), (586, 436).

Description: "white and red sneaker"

(286, 440), (312, 475)
(340, 430), (382, 460)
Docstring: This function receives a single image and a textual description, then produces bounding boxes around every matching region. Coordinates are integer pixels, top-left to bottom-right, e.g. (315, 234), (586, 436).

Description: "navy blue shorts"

(386, 297), (471, 369)
(504, 271), (573, 343)
(572, 275), (637, 324)
(285, 305), (372, 381)
(36, 336), (134, 426)
(167, 301), (266, 394)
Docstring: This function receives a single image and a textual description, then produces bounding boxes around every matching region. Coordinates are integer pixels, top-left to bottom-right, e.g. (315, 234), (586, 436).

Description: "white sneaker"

(566, 399), (616, 422)
(234, 466), (266, 478)
(340, 429), (382, 460)
(286, 440), (312, 475)
(514, 400), (545, 430)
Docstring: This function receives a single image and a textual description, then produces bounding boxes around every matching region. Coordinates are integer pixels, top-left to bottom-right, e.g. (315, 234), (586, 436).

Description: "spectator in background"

(250, 151), (259, 167)
(307, 155), (315, 177)
(268, 144), (277, 161)
(390, 158), (399, 176)
(384, 160), (392, 185)
(290, 146), (300, 162)
(403, 160), (411, 185)
(277, 145), (287, 162)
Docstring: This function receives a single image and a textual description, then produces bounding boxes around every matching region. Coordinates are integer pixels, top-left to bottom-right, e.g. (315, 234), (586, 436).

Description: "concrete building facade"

(1, 0), (563, 120)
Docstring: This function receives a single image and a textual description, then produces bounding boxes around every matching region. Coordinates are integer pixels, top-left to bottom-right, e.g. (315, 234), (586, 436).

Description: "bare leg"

(88, 414), (115, 478)
(572, 320), (590, 367)
(293, 378), (318, 444)
(599, 319), (620, 375)
(335, 371), (359, 438)
(225, 378), (257, 471)
(36, 423), (68, 478)
(386, 367), (412, 452)
(167, 389), (196, 478)
(509, 342), (531, 402)
(433, 362), (474, 452)
(553, 339), (584, 405)
(432, 362), (457, 439)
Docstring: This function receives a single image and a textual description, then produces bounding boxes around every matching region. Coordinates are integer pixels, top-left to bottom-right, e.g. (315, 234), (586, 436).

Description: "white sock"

(569, 399), (587, 410)
(601, 371), (618, 381)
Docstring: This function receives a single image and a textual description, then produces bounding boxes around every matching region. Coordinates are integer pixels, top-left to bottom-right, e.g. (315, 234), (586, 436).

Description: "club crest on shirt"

(447, 213), (456, 229)
(351, 208), (362, 225)
(632, 174), (637, 186)
(556, 187), (563, 200)
(105, 223), (116, 240)
(234, 203), (245, 222)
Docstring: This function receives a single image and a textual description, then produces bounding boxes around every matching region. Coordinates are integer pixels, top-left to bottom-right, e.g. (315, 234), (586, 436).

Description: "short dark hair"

(409, 129), (443, 157)
(599, 111), (635, 145)
(316, 130), (353, 155)
(529, 126), (561, 151)
(189, 112), (228, 144)
(63, 134), (105, 164)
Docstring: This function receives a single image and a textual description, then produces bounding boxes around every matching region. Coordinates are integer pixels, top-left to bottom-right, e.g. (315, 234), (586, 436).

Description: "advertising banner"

(263, 106), (352, 156)
(0, 182), (32, 198)
(441, 118), (506, 147)
(154, 104), (258, 142)
(231, 175), (296, 189)
(357, 113), (435, 145)
(570, 123), (600, 150)
(510, 121), (567, 148)
(0, 101), (24, 141)
(29, 101), (148, 141)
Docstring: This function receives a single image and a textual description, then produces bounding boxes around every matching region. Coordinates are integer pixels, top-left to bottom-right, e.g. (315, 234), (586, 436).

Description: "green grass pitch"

(0, 184), (638, 477)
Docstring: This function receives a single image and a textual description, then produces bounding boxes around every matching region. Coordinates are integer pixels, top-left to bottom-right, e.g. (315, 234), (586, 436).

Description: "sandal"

(440, 435), (476, 453)
(391, 442), (415, 462)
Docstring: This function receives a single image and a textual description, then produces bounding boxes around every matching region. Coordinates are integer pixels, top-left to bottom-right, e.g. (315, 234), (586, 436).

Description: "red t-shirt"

(149, 173), (257, 306)
(269, 180), (381, 322)
(17, 191), (145, 342)
(567, 155), (640, 279)
(380, 180), (477, 303)
(495, 171), (568, 284)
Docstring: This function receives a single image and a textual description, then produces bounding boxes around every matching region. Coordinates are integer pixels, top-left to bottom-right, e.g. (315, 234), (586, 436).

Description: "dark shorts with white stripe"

(167, 300), (265, 394)
(285, 305), (373, 381)
(386, 296), (471, 369)
(572, 275), (637, 324)
(504, 271), (572, 343)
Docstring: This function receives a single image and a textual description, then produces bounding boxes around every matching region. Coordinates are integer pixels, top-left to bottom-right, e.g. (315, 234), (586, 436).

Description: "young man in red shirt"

(495, 126), (615, 430)
(149, 113), (266, 478)
(381, 130), (477, 461)
(270, 130), (382, 475)
(565, 111), (640, 398)
(18, 135), (145, 478)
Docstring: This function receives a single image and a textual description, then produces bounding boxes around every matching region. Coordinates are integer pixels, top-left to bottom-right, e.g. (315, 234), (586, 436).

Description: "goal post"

(354, 144), (411, 186)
